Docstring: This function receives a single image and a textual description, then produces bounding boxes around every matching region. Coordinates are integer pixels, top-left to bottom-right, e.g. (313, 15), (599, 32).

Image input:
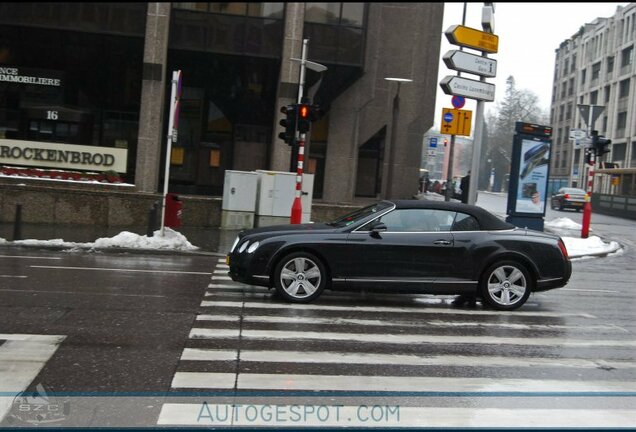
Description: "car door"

(344, 208), (457, 290)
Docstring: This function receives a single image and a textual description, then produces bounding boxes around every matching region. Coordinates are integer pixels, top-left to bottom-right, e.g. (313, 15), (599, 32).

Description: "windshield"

(328, 201), (393, 228)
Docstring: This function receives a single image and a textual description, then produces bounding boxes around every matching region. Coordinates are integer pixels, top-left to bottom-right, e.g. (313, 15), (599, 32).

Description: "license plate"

(573, 202), (582, 206)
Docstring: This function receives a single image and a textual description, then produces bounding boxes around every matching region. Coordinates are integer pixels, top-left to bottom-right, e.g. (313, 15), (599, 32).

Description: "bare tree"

(482, 76), (546, 192)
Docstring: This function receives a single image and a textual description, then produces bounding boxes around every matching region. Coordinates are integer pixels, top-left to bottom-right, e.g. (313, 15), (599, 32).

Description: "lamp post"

(384, 77), (413, 198)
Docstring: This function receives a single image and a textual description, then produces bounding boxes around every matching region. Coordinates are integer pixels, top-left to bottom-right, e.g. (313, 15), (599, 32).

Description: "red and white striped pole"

(290, 133), (305, 224)
(581, 150), (594, 238)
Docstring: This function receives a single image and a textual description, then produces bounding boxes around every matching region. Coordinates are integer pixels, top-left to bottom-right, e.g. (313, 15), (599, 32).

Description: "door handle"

(433, 240), (452, 245)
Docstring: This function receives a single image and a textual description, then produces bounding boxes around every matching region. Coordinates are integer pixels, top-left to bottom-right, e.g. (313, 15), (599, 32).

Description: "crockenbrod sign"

(0, 139), (127, 173)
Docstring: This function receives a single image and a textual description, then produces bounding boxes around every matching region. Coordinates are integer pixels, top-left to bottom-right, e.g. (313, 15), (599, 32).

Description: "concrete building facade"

(551, 3), (636, 198)
(0, 2), (444, 229)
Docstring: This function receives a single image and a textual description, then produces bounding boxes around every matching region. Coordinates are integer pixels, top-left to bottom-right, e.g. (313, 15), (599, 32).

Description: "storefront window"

(248, 3), (284, 19)
(209, 3), (247, 15)
(341, 3), (364, 27)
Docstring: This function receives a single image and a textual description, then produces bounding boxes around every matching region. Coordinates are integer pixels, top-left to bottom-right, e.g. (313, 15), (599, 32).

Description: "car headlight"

(238, 241), (249, 253)
(230, 236), (240, 253)
(247, 241), (260, 253)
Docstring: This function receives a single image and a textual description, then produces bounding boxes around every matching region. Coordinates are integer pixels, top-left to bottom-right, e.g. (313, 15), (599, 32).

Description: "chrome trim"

(434, 280), (478, 284)
(347, 278), (436, 283)
(538, 277), (562, 283)
(253, 275), (269, 280)
(351, 204), (397, 233)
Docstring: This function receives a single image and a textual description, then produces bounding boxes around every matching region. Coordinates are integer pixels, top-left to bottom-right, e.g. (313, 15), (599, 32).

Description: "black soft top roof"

(387, 200), (516, 231)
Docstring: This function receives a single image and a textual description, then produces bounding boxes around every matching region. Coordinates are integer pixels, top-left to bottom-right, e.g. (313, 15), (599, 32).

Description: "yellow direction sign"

(445, 25), (498, 54)
(441, 108), (472, 136)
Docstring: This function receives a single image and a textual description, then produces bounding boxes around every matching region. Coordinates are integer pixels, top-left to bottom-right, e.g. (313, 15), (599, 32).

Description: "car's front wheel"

(480, 261), (532, 310)
(274, 252), (327, 303)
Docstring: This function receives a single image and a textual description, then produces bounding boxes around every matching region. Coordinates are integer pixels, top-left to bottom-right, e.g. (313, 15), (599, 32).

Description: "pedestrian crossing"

(157, 258), (636, 428)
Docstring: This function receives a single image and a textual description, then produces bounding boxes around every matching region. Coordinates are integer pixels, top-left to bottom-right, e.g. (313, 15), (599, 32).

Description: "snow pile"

(545, 217), (582, 230)
(2, 228), (198, 252)
(93, 229), (198, 251)
(562, 235), (620, 258)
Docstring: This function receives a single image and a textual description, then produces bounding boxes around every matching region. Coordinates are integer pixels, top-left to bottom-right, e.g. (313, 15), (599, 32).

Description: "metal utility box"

(221, 170), (258, 229)
(255, 170), (314, 226)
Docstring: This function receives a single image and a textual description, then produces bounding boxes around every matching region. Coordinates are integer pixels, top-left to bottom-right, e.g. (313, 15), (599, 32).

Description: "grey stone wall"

(322, 3), (444, 202)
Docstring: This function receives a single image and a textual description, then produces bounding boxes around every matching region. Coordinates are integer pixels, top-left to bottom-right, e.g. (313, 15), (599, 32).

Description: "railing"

(592, 193), (636, 220)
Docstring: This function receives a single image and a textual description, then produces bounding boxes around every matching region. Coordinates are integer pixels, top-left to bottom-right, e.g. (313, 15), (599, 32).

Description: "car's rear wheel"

(480, 261), (532, 311)
(274, 252), (326, 303)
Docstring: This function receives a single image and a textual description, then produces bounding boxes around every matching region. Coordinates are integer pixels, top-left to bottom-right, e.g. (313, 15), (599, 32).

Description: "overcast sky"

(433, 2), (629, 131)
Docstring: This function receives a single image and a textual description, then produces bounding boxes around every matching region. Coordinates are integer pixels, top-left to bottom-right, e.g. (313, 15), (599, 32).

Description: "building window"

(580, 69), (586, 85)
(571, 54), (577, 73)
(566, 103), (572, 120)
(631, 141), (636, 166)
(603, 115), (608, 133)
(612, 143), (626, 162)
(607, 55), (615, 73)
(591, 61), (601, 80)
(590, 90), (598, 105)
(559, 105), (564, 122)
(305, 3), (343, 25)
(619, 78), (631, 98)
(605, 85), (611, 103)
(568, 78), (574, 96)
(616, 111), (627, 137)
(621, 45), (634, 67)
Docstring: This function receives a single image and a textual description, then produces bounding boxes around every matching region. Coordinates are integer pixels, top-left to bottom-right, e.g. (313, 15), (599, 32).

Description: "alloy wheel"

(486, 264), (528, 306)
(279, 256), (322, 300)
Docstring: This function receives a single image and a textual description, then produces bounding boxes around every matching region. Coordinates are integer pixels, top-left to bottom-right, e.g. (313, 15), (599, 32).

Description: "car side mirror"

(370, 222), (387, 236)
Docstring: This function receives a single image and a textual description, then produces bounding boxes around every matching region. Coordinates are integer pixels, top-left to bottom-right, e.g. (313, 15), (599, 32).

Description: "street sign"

(577, 105), (604, 128)
(451, 95), (465, 109)
(444, 25), (499, 54)
(440, 75), (495, 102)
(569, 129), (587, 140)
(429, 137), (438, 148)
(441, 108), (472, 136)
(443, 50), (497, 77)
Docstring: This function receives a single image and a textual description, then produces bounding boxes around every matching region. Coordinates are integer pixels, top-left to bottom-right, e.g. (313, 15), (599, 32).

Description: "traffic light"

(278, 104), (297, 145)
(297, 103), (310, 133)
(590, 129), (611, 157)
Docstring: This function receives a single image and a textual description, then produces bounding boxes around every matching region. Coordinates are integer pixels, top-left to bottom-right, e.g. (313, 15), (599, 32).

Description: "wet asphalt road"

(1, 195), (635, 427)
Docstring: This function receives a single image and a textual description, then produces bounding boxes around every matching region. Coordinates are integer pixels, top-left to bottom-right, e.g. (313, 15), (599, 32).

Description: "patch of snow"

(562, 235), (620, 258)
(7, 228), (198, 252)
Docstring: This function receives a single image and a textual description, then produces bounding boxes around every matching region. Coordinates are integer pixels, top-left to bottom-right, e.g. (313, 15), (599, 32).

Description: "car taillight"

(564, 194), (570, 199)
(558, 238), (569, 260)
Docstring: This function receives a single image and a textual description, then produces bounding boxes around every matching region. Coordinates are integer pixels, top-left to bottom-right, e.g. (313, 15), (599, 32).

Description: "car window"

(329, 201), (392, 227)
(452, 212), (481, 231)
(363, 209), (456, 232)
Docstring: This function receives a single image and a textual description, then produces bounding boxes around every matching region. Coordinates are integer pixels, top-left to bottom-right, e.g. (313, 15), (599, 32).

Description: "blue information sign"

(443, 112), (454, 123)
(429, 137), (438, 148)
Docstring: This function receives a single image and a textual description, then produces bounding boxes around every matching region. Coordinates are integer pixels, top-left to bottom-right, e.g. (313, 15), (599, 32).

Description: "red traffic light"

(299, 104), (310, 119)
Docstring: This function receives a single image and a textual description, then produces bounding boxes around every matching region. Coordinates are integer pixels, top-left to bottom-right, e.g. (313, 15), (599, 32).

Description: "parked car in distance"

(227, 200), (572, 311)
(550, 187), (588, 211)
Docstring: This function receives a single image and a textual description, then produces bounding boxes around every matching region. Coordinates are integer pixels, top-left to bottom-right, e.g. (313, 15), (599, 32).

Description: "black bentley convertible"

(227, 200), (571, 310)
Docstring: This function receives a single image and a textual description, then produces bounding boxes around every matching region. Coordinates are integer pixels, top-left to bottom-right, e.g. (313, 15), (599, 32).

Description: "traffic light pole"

(581, 150), (595, 238)
(290, 39), (308, 224)
(581, 108), (596, 239)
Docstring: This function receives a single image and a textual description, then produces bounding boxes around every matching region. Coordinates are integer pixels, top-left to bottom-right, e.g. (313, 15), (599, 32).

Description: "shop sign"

(0, 66), (62, 87)
(0, 139), (127, 173)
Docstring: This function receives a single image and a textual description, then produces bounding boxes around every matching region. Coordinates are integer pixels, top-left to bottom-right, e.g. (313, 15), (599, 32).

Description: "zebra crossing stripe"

(170, 371), (635, 393)
(171, 372), (235, 389)
(157, 404), (636, 427)
(200, 300), (597, 319)
(0, 334), (65, 421)
(178, 348), (636, 370)
(210, 276), (232, 281)
(194, 313), (623, 332)
(189, 327), (636, 348)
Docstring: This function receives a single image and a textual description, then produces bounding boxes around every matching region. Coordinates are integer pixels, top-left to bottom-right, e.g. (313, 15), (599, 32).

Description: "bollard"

(13, 204), (22, 241)
(147, 201), (159, 237)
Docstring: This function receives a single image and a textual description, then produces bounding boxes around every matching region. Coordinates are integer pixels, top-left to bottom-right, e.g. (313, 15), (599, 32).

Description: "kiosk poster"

(515, 139), (550, 214)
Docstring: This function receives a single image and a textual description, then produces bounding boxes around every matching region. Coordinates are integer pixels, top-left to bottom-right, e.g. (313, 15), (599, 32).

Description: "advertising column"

(506, 122), (552, 231)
